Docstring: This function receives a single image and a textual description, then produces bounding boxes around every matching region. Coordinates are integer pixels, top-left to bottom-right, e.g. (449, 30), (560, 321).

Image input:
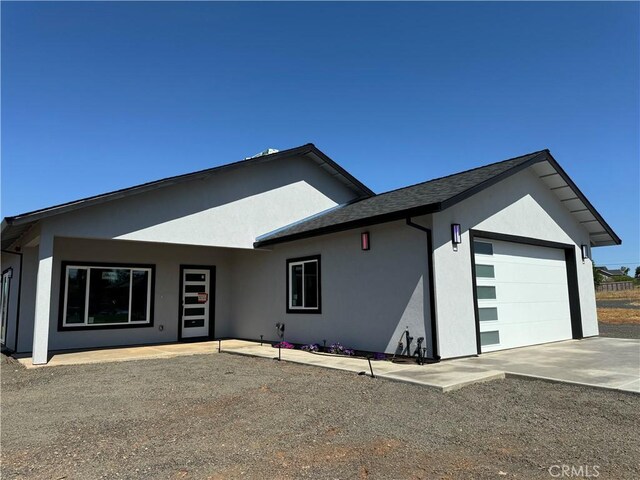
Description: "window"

(478, 307), (498, 322)
(287, 255), (321, 313)
(480, 330), (500, 346)
(475, 264), (495, 278)
(61, 263), (154, 329)
(474, 241), (493, 255)
(1, 268), (12, 345)
(476, 286), (496, 300)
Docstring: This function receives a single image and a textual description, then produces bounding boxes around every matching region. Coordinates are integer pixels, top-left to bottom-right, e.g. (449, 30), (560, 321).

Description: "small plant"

(328, 343), (355, 356)
(373, 352), (386, 361)
(273, 341), (294, 349)
(300, 343), (319, 352)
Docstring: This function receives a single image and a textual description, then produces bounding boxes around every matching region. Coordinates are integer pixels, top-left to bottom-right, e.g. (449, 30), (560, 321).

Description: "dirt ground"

(2, 352), (638, 480)
(597, 287), (640, 338)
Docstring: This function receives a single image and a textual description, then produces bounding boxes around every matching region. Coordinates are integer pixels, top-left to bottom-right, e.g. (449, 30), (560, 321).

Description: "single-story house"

(594, 266), (628, 280)
(0, 144), (621, 364)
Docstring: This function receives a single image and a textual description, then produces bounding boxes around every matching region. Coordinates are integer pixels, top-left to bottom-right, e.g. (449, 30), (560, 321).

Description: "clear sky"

(2, 2), (638, 268)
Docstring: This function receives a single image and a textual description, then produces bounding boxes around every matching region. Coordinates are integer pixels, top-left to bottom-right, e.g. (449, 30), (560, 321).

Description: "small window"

(287, 256), (321, 313)
(474, 241), (493, 255)
(475, 264), (495, 278)
(478, 307), (498, 322)
(61, 263), (154, 328)
(476, 286), (496, 300)
(480, 330), (500, 346)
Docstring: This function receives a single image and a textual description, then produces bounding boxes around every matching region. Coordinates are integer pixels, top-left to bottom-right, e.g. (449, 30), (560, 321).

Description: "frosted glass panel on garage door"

(474, 239), (572, 352)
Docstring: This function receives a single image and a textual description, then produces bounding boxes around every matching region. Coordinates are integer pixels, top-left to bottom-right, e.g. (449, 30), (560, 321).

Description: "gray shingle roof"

(255, 150), (548, 246)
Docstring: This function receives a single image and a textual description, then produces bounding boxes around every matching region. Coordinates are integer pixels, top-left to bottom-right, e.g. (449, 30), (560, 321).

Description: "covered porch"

(14, 235), (259, 364)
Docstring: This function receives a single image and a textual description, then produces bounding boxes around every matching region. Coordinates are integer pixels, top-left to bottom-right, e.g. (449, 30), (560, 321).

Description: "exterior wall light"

(451, 224), (462, 245)
(361, 231), (370, 251)
(581, 244), (589, 261)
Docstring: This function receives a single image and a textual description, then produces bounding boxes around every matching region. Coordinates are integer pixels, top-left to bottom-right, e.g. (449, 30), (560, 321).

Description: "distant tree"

(635, 266), (640, 279)
(621, 266), (630, 276)
(593, 266), (603, 287)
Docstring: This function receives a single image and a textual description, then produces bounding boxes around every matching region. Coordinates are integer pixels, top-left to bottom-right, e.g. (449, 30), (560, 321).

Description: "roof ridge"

(5, 144), (315, 221)
(368, 148), (549, 200)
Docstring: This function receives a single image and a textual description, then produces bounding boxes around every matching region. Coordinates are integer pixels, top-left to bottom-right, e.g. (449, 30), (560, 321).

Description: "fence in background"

(596, 281), (635, 292)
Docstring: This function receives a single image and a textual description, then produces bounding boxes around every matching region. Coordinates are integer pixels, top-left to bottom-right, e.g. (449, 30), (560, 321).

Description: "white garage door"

(474, 238), (573, 353)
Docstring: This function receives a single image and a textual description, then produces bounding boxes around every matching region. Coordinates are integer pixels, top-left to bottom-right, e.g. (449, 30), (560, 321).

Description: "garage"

(472, 235), (575, 353)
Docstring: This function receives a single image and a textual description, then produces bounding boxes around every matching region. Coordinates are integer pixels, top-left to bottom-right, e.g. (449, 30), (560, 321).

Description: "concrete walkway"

(14, 337), (639, 394)
(221, 340), (505, 392)
(15, 341), (219, 368)
(221, 337), (640, 394)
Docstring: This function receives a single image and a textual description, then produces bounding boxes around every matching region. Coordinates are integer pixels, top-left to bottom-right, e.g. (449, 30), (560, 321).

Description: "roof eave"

(3, 143), (373, 227)
(254, 149), (622, 249)
(254, 202), (442, 248)
(543, 152), (621, 246)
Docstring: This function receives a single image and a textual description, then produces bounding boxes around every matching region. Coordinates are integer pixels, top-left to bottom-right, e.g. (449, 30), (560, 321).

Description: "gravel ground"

(598, 322), (640, 339)
(597, 300), (639, 309)
(2, 353), (639, 480)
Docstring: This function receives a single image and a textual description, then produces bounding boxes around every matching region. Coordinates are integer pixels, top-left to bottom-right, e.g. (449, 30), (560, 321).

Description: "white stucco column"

(32, 234), (54, 365)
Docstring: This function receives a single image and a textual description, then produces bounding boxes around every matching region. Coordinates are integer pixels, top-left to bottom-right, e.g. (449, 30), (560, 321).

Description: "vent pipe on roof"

(245, 148), (279, 159)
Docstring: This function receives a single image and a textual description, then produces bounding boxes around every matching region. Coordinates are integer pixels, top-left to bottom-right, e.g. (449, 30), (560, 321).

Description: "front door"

(180, 267), (213, 339)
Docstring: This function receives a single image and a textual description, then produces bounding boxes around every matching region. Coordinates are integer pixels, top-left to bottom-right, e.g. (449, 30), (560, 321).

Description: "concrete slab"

(16, 341), (219, 368)
(221, 341), (505, 392)
(222, 337), (639, 394)
(449, 337), (640, 394)
(14, 337), (638, 394)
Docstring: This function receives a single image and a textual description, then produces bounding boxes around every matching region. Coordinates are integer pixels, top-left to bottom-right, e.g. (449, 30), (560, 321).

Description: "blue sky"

(2, 2), (638, 268)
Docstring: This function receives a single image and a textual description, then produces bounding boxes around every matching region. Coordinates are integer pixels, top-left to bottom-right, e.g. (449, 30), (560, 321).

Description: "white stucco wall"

(432, 167), (598, 359)
(18, 237), (237, 353)
(15, 247), (38, 353)
(230, 218), (435, 357)
(41, 155), (361, 249)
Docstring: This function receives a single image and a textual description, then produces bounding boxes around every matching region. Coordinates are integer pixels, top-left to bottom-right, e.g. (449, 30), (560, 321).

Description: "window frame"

(58, 261), (155, 331)
(1, 268), (12, 346)
(286, 255), (321, 314)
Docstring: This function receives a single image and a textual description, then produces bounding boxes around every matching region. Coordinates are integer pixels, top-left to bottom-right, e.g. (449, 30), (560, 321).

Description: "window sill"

(286, 308), (322, 314)
(58, 322), (154, 332)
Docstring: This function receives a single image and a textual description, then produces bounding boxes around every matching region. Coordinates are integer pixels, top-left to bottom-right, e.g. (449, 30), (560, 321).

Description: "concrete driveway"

(450, 337), (640, 393)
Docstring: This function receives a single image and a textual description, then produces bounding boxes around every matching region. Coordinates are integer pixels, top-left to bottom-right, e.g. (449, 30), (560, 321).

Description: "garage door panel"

(489, 283), (571, 304)
(490, 240), (566, 261)
(490, 255), (566, 280)
(486, 320), (573, 352)
(495, 302), (571, 325)
(474, 238), (572, 352)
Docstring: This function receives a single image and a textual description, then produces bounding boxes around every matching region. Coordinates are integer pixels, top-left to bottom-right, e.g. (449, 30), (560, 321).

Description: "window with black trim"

(61, 262), (154, 328)
(286, 255), (321, 313)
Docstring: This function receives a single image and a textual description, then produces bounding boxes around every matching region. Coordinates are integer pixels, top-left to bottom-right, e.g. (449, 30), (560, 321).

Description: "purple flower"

(328, 342), (355, 356)
(301, 343), (319, 352)
(273, 341), (294, 349)
(373, 352), (386, 361)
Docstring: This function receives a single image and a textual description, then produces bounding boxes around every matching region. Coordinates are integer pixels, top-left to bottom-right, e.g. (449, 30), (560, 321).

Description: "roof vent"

(245, 148), (279, 159)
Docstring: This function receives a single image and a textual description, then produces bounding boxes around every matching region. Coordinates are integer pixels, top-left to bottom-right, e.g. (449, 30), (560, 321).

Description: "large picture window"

(60, 262), (154, 329)
(286, 255), (321, 313)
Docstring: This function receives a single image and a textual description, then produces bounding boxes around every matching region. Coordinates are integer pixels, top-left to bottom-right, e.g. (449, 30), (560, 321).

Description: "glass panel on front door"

(181, 269), (209, 339)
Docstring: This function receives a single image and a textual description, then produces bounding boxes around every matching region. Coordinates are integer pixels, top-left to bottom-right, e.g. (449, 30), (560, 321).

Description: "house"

(595, 266), (627, 281)
(0, 144), (621, 365)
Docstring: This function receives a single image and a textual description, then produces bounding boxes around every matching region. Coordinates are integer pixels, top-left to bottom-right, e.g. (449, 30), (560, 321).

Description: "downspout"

(405, 218), (440, 361)
(1, 249), (23, 353)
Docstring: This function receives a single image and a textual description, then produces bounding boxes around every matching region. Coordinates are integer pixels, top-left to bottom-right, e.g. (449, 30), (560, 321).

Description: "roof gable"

(1, 144), (373, 250)
(255, 150), (621, 247)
